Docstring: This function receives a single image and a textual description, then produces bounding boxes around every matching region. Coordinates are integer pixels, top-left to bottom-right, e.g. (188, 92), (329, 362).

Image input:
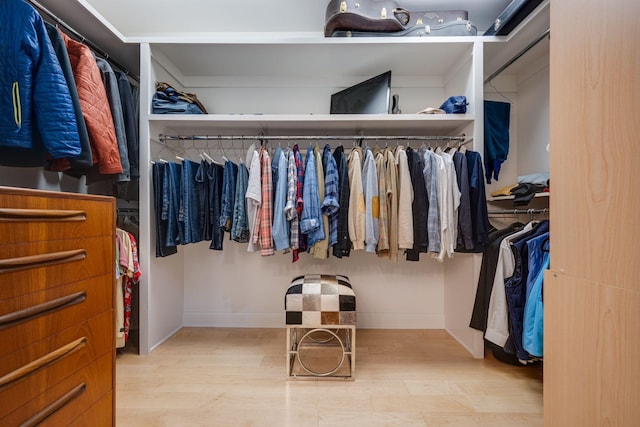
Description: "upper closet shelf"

(150, 39), (476, 79)
(148, 113), (474, 135)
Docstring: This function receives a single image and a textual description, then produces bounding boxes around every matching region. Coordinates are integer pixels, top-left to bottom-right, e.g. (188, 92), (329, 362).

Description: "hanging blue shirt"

(321, 144), (340, 248)
(300, 146), (324, 247)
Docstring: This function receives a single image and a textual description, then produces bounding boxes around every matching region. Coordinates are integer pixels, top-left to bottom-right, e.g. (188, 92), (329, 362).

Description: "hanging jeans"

(195, 160), (211, 241)
(208, 162), (224, 250)
(153, 162), (178, 257)
(163, 161), (183, 247)
(181, 159), (203, 244)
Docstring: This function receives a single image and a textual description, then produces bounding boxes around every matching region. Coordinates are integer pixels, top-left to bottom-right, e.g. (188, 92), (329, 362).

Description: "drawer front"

(0, 275), (113, 359)
(0, 190), (114, 244)
(66, 393), (114, 427)
(0, 311), (113, 416)
(0, 236), (113, 300)
(0, 354), (113, 427)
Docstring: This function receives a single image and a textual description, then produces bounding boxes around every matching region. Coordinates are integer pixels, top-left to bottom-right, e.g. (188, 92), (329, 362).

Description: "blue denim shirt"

(321, 145), (340, 247)
(300, 146), (324, 247)
(231, 162), (250, 243)
(220, 160), (238, 233)
(272, 149), (290, 251)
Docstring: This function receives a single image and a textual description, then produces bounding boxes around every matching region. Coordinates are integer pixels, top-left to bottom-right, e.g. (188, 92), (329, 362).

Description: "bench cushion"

(285, 274), (356, 326)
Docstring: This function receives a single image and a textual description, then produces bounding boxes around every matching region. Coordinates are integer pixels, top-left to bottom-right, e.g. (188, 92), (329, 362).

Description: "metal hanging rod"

(484, 28), (550, 86)
(27, 0), (139, 83)
(159, 134), (468, 143)
(488, 208), (549, 215)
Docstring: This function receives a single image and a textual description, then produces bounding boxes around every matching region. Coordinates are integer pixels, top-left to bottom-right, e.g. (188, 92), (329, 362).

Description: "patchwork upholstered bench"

(285, 274), (356, 380)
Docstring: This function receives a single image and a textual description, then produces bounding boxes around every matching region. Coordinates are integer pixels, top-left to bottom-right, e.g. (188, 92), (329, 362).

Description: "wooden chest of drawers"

(0, 186), (115, 426)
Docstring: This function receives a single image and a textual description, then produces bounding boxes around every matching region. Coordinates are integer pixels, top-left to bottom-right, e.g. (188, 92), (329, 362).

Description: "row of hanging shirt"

(0, 0), (139, 186)
(152, 140), (491, 263)
(470, 218), (549, 364)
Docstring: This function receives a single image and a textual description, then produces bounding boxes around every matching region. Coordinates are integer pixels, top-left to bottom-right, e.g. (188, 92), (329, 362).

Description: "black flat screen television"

(330, 70), (391, 114)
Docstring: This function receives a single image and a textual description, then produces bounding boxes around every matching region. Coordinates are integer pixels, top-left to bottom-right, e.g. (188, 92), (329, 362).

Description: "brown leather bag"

(324, 0), (410, 37)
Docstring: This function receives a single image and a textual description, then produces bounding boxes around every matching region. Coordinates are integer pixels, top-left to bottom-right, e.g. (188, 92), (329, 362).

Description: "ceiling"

(31, 0), (546, 79)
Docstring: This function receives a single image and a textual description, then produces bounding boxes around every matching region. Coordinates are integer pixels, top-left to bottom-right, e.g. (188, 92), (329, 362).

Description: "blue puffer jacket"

(0, 0), (81, 159)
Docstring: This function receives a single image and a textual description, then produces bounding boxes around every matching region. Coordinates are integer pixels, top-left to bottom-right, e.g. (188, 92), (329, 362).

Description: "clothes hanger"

(488, 81), (513, 103)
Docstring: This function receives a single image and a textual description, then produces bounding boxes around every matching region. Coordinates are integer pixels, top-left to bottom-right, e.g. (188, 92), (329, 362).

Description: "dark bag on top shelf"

(152, 82), (208, 115)
(324, 0), (410, 37)
(330, 19), (476, 37)
(328, 8), (476, 37)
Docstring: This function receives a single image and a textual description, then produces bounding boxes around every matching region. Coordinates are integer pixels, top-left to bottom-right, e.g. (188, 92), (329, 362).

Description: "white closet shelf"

(150, 39), (476, 79)
(148, 113), (474, 135)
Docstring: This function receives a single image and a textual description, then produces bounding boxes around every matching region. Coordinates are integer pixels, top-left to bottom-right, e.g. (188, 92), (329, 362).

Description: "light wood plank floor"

(116, 328), (543, 426)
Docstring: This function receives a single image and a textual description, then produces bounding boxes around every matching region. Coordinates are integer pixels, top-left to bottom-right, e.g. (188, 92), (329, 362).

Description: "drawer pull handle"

(0, 249), (86, 274)
(0, 291), (87, 330)
(0, 208), (86, 222)
(19, 383), (86, 427)
(0, 337), (87, 388)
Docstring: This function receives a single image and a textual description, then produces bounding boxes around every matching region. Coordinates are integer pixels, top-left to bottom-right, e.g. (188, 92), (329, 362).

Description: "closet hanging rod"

(488, 208), (549, 215)
(158, 134), (467, 143)
(26, 0), (140, 83)
(484, 28), (550, 86)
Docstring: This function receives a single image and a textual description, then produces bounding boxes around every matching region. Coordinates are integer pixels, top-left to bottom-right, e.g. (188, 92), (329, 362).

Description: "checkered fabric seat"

(285, 274), (356, 326)
(285, 274), (356, 379)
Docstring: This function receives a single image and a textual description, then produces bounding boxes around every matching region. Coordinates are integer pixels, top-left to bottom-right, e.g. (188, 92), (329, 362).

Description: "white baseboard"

(182, 312), (444, 329)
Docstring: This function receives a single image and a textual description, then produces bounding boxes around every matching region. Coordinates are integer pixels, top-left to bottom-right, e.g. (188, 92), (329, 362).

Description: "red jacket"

(54, 31), (122, 174)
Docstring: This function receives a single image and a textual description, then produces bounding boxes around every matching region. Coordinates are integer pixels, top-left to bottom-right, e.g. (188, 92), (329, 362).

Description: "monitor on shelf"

(330, 70), (392, 114)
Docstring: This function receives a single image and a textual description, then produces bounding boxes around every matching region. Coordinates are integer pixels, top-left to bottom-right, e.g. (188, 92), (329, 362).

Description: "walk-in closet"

(1, 0), (638, 425)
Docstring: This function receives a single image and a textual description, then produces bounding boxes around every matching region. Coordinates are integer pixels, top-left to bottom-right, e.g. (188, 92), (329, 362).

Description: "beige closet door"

(546, 0), (640, 425)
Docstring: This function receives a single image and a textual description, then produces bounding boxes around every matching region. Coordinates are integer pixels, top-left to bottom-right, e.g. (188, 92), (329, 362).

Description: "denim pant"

(163, 161), (183, 247)
(195, 160), (211, 241)
(152, 91), (204, 114)
(153, 163), (177, 257)
(181, 160), (203, 244)
(208, 163), (224, 250)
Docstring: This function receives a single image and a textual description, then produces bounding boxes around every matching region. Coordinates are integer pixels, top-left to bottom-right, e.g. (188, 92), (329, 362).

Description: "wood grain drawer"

(0, 354), (113, 427)
(0, 236), (113, 300)
(66, 393), (113, 427)
(0, 187), (114, 244)
(0, 275), (113, 359)
(0, 311), (113, 416)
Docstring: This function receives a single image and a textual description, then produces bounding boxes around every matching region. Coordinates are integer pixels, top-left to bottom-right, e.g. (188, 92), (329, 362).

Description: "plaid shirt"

(300, 145), (324, 248)
(253, 147), (274, 256)
(422, 148), (441, 254)
(321, 144), (339, 248)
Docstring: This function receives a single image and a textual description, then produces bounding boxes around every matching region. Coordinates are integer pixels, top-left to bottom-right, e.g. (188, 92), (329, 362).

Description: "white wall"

(182, 242), (445, 329)
(0, 167), (87, 193)
(517, 64), (550, 176)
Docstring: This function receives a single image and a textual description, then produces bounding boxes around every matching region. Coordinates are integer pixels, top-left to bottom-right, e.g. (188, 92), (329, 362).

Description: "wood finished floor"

(116, 328), (543, 426)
